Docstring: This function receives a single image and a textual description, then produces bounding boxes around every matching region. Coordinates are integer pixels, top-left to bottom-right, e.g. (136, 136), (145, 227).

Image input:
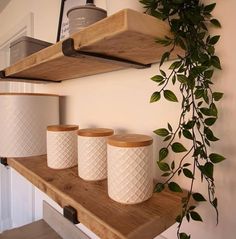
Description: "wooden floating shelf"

(8, 155), (187, 239)
(1, 9), (182, 83)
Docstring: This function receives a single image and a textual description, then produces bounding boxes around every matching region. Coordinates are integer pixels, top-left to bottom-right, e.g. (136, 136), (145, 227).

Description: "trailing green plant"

(140, 0), (225, 238)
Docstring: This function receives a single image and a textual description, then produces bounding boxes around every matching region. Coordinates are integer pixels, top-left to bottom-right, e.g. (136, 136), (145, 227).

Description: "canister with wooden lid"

(107, 134), (153, 204)
(77, 128), (114, 181)
(47, 125), (79, 169)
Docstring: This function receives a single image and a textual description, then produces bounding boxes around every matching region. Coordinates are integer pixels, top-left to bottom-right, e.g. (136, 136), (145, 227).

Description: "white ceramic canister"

(47, 125), (79, 169)
(106, 0), (144, 16)
(0, 93), (59, 158)
(78, 128), (114, 181)
(107, 134), (153, 204)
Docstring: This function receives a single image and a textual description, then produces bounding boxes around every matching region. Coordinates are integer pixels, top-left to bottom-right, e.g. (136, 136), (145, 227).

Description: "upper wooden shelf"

(1, 9), (182, 83)
(8, 155), (186, 239)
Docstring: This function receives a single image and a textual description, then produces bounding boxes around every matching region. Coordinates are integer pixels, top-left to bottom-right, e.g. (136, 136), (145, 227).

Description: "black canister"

(67, 0), (107, 35)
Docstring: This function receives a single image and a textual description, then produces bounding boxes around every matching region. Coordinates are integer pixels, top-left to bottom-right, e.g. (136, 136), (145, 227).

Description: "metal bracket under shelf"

(0, 157), (8, 166)
(0, 70), (61, 83)
(63, 205), (80, 224)
(62, 38), (152, 69)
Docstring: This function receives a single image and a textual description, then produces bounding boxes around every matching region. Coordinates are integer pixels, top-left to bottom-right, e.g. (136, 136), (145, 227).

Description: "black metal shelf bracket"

(63, 205), (80, 224)
(0, 70), (60, 83)
(62, 38), (151, 69)
(0, 157), (8, 166)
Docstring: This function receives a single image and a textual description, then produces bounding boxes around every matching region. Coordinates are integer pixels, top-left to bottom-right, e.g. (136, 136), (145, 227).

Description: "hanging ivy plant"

(140, 0), (224, 238)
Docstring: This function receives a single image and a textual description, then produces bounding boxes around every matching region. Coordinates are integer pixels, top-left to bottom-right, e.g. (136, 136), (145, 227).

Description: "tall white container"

(47, 125), (79, 169)
(78, 128), (114, 181)
(107, 134), (153, 204)
(106, 0), (144, 15)
(0, 93), (59, 158)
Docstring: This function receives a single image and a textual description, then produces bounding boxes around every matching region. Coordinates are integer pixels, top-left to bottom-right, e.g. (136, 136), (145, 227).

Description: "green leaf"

(168, 182), (183, 192)
(160, 70), (166, 77)
(213, 92), (224, 101)
(151, 75), (164, 83)
(172, 142), (187, 153)
(164, 90), (178, 102)
(177, 74), (188, 83)
(183, 168), (194, 179)
(180, 232), (190, 239)
(192, 193), (206, 202)
(159, 147), (169, 161)
(205, 127), (219, 141)
(184, 120), (195, 129)
(204, 117), (217, 126)
(154, 183), (165, 192)
(176, 215), (181, 223)
(200, 107), (211, 116)
(204, 70), (214, 78)
(211, 55), (222, 69)
(183, 163), (191, 168)
(183, 130), (193, 140)
(194, 89), (204, 99)
(156, 37), (172, 46)
(157, 161), (170, 172)
(212, 197), (218, 208)
(190, 211), (203, 222)
(162, 172), (171, 177)
(209, 35), (220, 45)
(169, 61), (182, 70)
(160, 52), (170, 66)
(203, 162), (214, 179)
(210, 19), (221, 28)
(154, 128), (169, 137)
(167, 123), (173, 132)
(210, 103), (218, 117)
(171, 160), (175, 170)
(150, 92), (161, 103)
(209, 153), (226, 163)
(204, 3), (216, 13)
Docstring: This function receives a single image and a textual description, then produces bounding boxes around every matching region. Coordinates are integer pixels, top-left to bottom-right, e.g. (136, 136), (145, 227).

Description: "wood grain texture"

(8, 155), (187, 239)
(108, 134), (153, 147)
(3, 9), (182, 82)
(47, 125), (79, 132)
(78, 128), (114, 137)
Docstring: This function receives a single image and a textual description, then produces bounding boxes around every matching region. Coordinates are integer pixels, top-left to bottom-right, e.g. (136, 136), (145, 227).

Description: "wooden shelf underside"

(2, 9), (182, 83)
(8, 155), (186, 239)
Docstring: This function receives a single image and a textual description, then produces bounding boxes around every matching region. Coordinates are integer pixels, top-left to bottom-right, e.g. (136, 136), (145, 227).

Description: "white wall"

(0, 0), (235, 238)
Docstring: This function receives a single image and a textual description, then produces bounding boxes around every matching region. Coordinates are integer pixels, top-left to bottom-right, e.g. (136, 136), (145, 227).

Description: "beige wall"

(0, 0), (235, 238)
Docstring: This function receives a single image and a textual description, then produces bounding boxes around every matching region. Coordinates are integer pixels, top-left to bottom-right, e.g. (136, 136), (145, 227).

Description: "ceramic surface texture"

(0, 95), (59, 157)
(78, 136), (108, 181)
(107, 144), (153, 204)
(47, 130), (78, 169)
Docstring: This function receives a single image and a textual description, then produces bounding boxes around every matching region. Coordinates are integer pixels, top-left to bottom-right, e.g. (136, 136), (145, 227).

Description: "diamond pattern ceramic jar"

(47, 125), (79, 169)
(107, 134), (153, 204)
(78, 128), (114, 181)
(0, 93), (59, 158)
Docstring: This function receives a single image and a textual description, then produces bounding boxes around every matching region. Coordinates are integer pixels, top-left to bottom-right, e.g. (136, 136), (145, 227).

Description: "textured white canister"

(78, 128), (114, 181)
(47, 125), (79, 169)
(107, 134), (153, 204)
(106, 0), (144, 15)
(0, 93), (59, 158)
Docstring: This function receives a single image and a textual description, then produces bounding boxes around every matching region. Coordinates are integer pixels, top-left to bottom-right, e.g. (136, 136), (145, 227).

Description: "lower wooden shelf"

(8, 155), (185, 239)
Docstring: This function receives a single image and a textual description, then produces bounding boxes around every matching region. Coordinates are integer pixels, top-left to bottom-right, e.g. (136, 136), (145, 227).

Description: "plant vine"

(140, 0), (225, 238)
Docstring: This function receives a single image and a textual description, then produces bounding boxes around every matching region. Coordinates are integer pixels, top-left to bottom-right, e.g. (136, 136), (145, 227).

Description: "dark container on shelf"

(10, 36), (52, 64)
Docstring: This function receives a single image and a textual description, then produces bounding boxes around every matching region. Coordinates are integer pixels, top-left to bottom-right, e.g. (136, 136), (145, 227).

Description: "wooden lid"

(47, 125), (79, 132)
(0, 93), (59, 97)
(107, 134), (153, 147)
(78, 128), (114, 137)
